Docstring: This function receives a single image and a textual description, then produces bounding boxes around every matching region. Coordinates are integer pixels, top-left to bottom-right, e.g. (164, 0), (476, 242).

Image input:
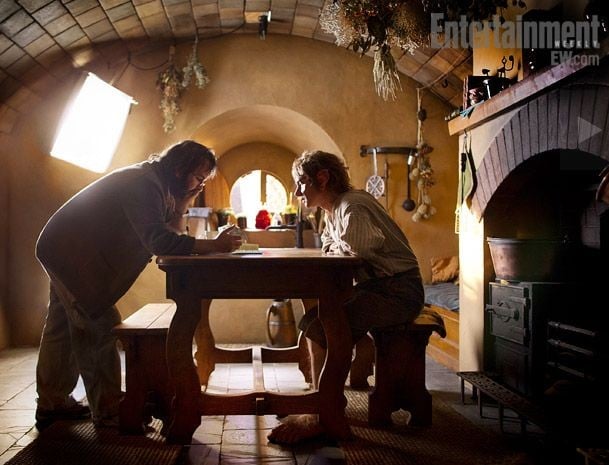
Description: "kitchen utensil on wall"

(360, 145), (417, 210)
(366, 147), (385, 199)
(402, 150), (416, 211)
(384, 159), (389, 210)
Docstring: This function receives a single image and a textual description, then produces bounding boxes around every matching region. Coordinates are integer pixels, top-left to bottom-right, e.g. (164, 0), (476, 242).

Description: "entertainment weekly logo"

(430, 13), (602, 67)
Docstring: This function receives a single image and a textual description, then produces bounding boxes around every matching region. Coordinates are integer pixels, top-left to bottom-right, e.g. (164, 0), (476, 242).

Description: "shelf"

(448, 41), (609, 136)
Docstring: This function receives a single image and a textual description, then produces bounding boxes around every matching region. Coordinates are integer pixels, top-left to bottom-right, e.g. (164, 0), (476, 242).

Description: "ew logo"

(550, 51), (600, 67)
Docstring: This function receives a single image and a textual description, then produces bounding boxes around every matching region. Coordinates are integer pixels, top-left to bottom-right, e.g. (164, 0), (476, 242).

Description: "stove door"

(486, 283), (529, 345)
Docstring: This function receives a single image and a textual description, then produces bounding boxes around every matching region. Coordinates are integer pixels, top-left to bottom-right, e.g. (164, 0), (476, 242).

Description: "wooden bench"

(113, 302), (444, 434)
(349, 308), (446, 427)
(112, 303), (176, 434)
(113, 302), (311, 434)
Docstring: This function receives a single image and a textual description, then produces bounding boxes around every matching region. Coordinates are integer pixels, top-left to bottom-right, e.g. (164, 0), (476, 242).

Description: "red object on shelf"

(255, 209), (271, 229)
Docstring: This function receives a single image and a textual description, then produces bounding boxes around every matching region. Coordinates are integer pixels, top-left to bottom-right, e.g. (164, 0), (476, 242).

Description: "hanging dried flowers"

(373, 45), (401, 101)
(320, 0), (429, 101)
(319, 0), (525, 101)
(182, 37), (210, 90)
(156, 46), (183, 133)
(156, 39), (211, 133)
(410, 89), (436, 222)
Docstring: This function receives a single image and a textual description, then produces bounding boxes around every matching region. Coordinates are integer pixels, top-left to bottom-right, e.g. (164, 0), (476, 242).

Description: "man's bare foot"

(267, 414), (325, 445)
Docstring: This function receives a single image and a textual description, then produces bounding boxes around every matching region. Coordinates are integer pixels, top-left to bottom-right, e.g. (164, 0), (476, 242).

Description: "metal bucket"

(266, 299), (298, 348)
(487, 237), (566, 282)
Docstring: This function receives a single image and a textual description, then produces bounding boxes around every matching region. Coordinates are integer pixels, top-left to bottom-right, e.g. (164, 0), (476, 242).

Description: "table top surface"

(157, 248), (361, 266)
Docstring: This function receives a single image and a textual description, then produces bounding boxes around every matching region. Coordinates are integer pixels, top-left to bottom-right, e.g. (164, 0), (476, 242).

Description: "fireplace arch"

(470, 84), (609, 220)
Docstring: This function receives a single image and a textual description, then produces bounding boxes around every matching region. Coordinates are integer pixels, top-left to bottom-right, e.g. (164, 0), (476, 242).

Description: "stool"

(350, 312), (445, 427)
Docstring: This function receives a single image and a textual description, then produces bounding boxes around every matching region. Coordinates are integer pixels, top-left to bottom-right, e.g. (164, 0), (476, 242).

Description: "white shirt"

(321, 189), (420, 283)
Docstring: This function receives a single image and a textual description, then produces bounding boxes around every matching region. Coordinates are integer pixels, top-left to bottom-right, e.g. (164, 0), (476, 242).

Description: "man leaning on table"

(34, 140), (241, 430)
(268, 150), (424, 445)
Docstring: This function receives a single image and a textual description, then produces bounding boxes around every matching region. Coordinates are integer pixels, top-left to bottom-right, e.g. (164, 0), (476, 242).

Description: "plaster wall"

(2, 34), (458, 346)
(457, 108), (520, 371)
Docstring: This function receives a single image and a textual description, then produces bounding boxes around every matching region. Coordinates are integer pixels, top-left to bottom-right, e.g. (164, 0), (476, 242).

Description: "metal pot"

(487, 237), (567, 282)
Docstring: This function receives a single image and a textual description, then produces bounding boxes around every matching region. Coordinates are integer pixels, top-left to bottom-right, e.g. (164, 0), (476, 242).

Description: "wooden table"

(156, 248), (361, 444)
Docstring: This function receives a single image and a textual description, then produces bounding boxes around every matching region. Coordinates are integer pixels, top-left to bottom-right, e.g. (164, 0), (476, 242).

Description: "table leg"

(194, 299), (215, 385)
(166, 297), (201, 444)
(317, 290), (352, 441)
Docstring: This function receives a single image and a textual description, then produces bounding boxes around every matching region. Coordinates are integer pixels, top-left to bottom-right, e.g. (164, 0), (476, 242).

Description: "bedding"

(424, 282), (459, 312)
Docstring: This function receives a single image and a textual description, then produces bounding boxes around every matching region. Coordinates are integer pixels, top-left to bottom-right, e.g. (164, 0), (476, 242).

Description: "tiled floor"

(0, 345), (519, 465)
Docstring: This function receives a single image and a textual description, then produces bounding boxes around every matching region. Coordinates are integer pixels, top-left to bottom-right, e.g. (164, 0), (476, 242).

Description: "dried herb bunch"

(182, 38), (210, 90)
(321, 0), (429, 101)
(320, 0), (525, 100)
(410, 90), (436, 222)
(156, 46), (184, 133)
(156, 40), (211, 133)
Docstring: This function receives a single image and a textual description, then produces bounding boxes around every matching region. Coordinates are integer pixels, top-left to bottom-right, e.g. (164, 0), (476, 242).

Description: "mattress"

(423, 282), (459, 312)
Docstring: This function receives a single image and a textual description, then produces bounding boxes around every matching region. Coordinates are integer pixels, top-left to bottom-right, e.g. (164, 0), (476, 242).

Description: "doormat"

(6, 419), (181, 465)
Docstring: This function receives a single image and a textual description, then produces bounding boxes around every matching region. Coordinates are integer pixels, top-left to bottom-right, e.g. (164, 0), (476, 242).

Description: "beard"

(168, 173), (191, 198)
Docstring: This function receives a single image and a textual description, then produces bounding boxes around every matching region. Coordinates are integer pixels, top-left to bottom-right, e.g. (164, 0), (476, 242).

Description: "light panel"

(51, 73), (135, 173)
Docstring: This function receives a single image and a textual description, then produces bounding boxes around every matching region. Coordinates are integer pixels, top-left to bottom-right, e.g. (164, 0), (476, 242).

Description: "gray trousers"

(36, 271), (122, 421)
(299, 269), (424, 348)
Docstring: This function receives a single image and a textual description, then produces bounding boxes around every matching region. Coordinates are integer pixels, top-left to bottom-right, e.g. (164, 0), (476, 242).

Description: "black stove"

(484, 280), (578, 399)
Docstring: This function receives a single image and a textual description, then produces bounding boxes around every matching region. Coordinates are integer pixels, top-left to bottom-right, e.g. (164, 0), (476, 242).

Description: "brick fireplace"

(450, 58), (609, 449)
(449, 59), (609, 376)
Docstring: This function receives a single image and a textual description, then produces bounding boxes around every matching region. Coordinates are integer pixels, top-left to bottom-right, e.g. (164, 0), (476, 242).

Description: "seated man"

(268, 150), (424, 445)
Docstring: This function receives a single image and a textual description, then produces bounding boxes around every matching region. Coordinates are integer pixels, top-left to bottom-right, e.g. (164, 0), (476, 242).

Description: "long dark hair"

(293, 150), (352, 193)
(151, 140), (217, 177)
(150, 140), (217, 197)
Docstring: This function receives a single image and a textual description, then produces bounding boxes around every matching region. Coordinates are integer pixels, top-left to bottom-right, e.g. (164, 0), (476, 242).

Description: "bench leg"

(119, 335), (171, 434)
(368, 330), (432, 427)
(119, 337), (146, 434)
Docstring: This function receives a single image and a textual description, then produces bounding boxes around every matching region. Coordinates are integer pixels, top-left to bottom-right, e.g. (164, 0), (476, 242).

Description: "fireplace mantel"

(448, 42), (609, 137)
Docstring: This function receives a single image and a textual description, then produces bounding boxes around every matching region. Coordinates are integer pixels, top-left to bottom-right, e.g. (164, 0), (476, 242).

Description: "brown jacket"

(36, 161), (194, 316)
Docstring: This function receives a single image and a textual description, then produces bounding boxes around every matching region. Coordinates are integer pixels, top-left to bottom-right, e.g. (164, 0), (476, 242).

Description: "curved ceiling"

(190, 104), (341, 156)
(0, 1), (471, 112)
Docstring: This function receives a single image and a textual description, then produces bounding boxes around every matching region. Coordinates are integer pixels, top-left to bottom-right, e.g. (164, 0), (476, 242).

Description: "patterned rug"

(340, 389), (537, 465)
(6, 419), (180, 465)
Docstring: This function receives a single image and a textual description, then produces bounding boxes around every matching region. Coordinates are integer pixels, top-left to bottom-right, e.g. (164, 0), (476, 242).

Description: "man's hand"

(175, 187), (204, 215)
(214, 225), (242, 252)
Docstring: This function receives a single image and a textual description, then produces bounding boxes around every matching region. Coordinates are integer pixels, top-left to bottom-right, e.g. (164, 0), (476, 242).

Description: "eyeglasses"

(194, 175), (206, 187)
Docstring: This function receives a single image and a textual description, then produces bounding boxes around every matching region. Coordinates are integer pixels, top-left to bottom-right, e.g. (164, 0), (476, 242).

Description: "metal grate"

(457, 371), (547, 432)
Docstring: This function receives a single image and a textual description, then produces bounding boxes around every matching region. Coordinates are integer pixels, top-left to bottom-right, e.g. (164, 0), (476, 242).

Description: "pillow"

(430, 256), (459, 284)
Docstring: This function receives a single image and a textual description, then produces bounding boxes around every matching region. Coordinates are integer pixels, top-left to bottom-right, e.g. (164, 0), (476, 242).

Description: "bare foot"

(267, 414), (324, 445)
